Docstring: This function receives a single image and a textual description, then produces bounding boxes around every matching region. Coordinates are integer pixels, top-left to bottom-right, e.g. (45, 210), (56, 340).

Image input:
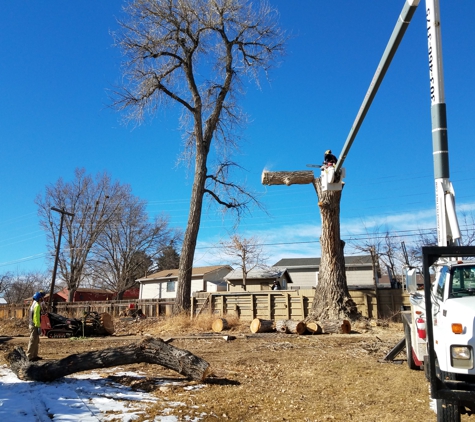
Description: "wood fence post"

(268, 293), (272, 320)
(285, 293), (290, 320)
(300, 293), (305, 320)
(219, 295), (224, 316)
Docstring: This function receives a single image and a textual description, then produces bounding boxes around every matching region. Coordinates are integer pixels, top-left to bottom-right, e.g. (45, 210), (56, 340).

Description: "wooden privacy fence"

(0, 299), (175, 320)
(0, 289), (409, 321)
(191, 288), (411, 321)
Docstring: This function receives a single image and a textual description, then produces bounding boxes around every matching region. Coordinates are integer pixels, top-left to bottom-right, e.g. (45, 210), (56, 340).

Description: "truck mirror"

(406, 268), (418, 294)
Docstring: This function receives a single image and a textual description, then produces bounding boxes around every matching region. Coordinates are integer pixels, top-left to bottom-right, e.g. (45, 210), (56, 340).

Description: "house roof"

(57, 287), (114, 295)
(225, 267), (293, 282)
(137, 265), (232, 282)
(274, 255), (372, 268)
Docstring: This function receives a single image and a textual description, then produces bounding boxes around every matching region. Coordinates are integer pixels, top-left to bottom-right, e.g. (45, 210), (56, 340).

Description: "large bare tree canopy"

(36, 169), (132, 301)
(114, 0), (285, 311)
(90, 197), (180, 300)
(219, 234), (268, 288)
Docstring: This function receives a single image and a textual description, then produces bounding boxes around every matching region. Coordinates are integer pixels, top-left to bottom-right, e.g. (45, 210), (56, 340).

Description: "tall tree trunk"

(175, 153), (207, 312)
(308, 178), (359, 321)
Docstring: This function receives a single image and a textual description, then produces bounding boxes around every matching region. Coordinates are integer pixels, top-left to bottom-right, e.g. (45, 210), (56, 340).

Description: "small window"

(436, 266), (449, 299)
(166, 280), (176, 292)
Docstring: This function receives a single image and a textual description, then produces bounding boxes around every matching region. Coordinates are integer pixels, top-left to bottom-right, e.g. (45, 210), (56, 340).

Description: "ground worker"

(27, 291), (45, 361)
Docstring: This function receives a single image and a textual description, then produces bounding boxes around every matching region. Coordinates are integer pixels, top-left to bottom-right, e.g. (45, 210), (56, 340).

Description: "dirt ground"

(0, 315), (467, 421)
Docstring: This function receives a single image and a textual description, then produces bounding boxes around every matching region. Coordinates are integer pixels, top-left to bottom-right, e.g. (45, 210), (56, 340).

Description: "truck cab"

(403, 247), (475, 421)
(432, 261), (475, 376)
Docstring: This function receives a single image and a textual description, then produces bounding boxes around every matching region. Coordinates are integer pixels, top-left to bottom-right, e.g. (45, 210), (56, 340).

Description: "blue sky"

(1, 1), (474, 275)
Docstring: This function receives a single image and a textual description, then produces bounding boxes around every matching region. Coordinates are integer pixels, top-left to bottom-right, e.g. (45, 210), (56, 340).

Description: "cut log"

(275, 319), (288, 333)
(100, 312), (115, 335)
(212, 318), (229, 332)
(276, 319), (306, 335)
(261, 170), (315, 186)
(250, 318), (275, 333)
(6, 336), (210, 382)
(317, 319), (352, 334)
(305, 321), (323, 335)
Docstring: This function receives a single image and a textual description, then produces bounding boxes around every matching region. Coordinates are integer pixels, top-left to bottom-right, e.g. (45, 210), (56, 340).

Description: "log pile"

(6, 336), (210, 382)
(249, 318), (351, 335)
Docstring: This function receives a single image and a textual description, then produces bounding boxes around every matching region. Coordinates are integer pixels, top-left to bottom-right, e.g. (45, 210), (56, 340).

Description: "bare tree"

(219, 234), (268, 288)
(0, 272), (12, 297)
(460, 211), (475, 246)
(113, 0), (285, 312)
(90, 195), (178, 299)
(36, 168), (130, 302)
(349, 226), (405, 287)
(1, 271), (49, 304)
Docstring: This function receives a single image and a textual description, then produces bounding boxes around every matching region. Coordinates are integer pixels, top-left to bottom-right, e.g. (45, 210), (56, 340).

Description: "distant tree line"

(0, 168), (181, 304)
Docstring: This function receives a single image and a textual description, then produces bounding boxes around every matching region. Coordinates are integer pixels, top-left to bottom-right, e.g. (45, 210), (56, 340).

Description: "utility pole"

(48, 207), (74, 312)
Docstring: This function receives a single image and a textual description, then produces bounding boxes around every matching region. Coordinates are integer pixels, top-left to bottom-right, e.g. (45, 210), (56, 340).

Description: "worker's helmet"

(33, 291), (46, 301)
(325, 150), (332, 155)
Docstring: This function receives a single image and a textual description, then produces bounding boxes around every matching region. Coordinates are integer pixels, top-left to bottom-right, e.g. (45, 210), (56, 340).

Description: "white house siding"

(286, 268), (373, 289)
(206, 281), (228, 292)
(140, 282), (162, 300)
(285, 268), (317, 289)
(346, 269), (375, 287)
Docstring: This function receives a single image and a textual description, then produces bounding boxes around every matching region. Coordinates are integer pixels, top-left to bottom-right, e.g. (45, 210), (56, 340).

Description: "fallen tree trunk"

(250, 318), (274, 333)
(261, 170), (315, 186)
(317, 319), (351, 334)
(212, 318), (229, 332)
(276, 319), (306, 335)
(6, 336), (210, 382)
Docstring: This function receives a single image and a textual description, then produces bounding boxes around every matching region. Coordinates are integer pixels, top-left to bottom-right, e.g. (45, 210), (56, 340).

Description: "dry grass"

(2, 316), (467, 421)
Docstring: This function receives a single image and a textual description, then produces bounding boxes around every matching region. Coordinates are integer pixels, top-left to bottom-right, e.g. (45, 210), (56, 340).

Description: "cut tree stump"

(212, 318), (229, 332)
(276, 319), (307, 335)
(250, 318), (275, 333)
(261, 170), (315, 186)
(317, 319), (352, 334)
(6, 336), (210, 382)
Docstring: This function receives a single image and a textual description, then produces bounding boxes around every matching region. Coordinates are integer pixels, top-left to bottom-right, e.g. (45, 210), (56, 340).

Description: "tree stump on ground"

(212, 318), (229, 332)
(6, 336), (210, 382)
(250, 318), (275, 333)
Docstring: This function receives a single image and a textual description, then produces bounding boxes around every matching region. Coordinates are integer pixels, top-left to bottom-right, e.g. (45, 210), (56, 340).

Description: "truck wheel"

(435, 359), (460, 422)
(404, 322), (419, 370)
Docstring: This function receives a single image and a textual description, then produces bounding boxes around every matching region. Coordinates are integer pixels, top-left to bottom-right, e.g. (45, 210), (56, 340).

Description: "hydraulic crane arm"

(426, 0), (461, 246)
(334, 0), (420, 174)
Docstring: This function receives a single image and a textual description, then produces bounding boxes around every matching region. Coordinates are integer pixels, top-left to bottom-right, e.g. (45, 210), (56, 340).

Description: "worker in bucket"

(323, 149), (338, 167)
(27, 291), (46, 362)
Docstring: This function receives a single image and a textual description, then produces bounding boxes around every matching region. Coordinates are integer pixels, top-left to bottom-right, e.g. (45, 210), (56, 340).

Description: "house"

(137, 265), (233, 299)
(0, 297), (6, 305)
(55, 287), (115, 302)
(224, 267), (293, 292)
(273, 255), (378, 289)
